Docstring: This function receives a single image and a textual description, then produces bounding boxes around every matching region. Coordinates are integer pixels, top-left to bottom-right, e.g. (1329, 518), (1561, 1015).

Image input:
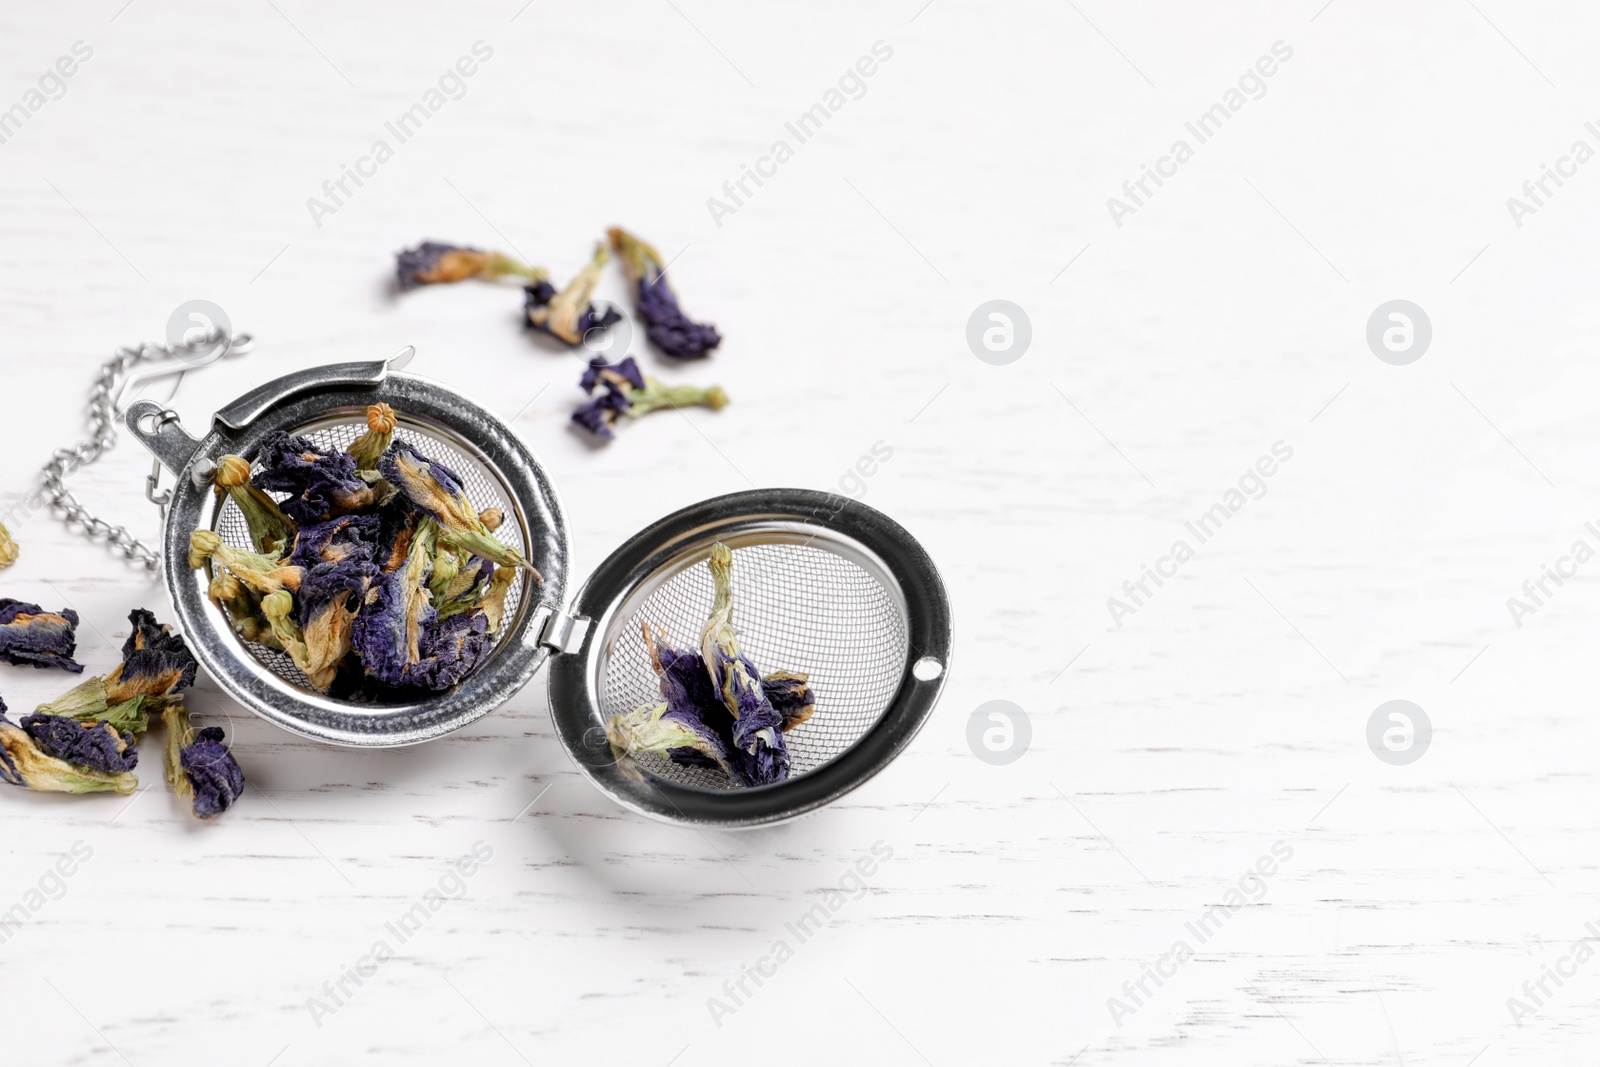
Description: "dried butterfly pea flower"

(349, 519), (492, 691)
(478, 508), (504, 532)
(347, 403), (397, 472)
(640, 622), (739, 777)
(20, 713), (138, 774)
(605, 701), (734, 779)
(377, 441), (537, 575)
(608, 226), (722, 360)
(762, 670), (814, 732)
(288, 513), (381, 571)
(104, 609), (198, 706)
(570, 356), (728, 440)
(523, 243), (623, 346)
(213, 455), (294, 556)
(0, 520), (16, 570)
(36, 679), (151, 737)
(0, 599), (82, 672)
(162, 703), (243, 820)
(700, 543), (789, 785)
(253, 430), (373, 525)
(189, 530), (305, 600)
(298, 558), (381, 690)
(350, 516), (438, 686)
(407, 609), (493, 690)
(0, 700), (136, 794)
(395, 241), (546, 291)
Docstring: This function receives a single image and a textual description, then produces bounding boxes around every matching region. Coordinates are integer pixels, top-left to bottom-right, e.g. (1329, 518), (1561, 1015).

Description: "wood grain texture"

(1, 1), (1596, 1064)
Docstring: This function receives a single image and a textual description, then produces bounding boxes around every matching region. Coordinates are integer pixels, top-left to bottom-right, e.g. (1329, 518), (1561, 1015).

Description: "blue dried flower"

(20, 713), (138, 774)
(0, 700), (136, 794)
(609, 227), (721, 360)
(105, 609), (197, 705)
(254, 431), (374, 525)
(293, 557), (381, 690)
(639, 623), (736, 776)
(163, 704), (243, 820)
(700, 543), (788, 785)
(606, 701), (734, 779)
(0, 599), (83, 673)
(524, 243), (623, 346)
(377, 441), (535, 574)
(395, 241), (545, 291)
(570, 356), (727, 440)
(289, 513), (381, 571)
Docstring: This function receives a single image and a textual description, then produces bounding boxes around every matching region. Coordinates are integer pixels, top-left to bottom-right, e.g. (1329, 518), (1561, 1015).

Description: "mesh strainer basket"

(127, 352), (950, 827)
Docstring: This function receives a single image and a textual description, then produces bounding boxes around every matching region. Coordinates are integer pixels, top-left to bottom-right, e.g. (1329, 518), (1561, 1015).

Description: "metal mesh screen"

(210, 417), (529, 702)
(598, 542), (910, 789)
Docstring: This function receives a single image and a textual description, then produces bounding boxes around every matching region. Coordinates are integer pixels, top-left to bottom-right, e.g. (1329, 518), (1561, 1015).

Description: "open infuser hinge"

(537, 608), (590, 655)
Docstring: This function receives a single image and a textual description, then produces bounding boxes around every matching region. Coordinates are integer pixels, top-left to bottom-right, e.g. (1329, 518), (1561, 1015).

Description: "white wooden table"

(2, 1), (1595, 1063)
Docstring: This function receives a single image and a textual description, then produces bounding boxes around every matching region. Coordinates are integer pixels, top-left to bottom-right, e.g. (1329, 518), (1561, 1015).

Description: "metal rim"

(158, 369), (570, 747)
(547, 488), (951, 829)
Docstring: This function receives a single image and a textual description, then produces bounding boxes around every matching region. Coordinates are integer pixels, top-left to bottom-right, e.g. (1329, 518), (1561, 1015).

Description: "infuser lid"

(545, 488), (951, 828)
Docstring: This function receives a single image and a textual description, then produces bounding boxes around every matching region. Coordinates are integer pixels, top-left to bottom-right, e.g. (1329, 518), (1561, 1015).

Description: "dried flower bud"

(608, 226), (721, 360)
(189, 530), (304, 597)
(348, 404), (398, 471)
(479, 508), (503, 532)
(0, 520), (18, 570)
(0, 599), (83, 673)
(214, 454), (294, 555)
(395, 242), (546, 291)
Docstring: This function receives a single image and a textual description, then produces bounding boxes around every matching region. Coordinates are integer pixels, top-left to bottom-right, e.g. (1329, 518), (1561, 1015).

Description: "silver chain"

(42, 331), (251, 571)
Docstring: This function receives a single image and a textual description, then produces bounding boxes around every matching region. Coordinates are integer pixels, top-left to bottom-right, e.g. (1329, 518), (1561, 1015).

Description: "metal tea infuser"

(49, 331), (952, 827)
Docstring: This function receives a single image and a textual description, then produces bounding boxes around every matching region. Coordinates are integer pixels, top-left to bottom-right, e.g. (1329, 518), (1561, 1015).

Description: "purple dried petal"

(636, 276), (722, 360)
(254, 431), (373, 525)
(106, 609), (197, 704)
(180, 727), (244, 819)
(289, 514), (380, 571)
(20, 713), (138, 774)
(0, 600), (82, 673)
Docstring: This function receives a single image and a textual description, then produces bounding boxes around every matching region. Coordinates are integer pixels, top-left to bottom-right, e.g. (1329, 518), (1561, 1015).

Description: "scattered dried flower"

(0, 599), (82, 673)
(571, 356), (728, 440)
(162, 703), (243, 819)
(0, 698), (136, 794)
(524, 243), (623, 346)
(20, 713), (138, 774)
(608, 226), (721, 360)
(395, 242), (546, 291)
